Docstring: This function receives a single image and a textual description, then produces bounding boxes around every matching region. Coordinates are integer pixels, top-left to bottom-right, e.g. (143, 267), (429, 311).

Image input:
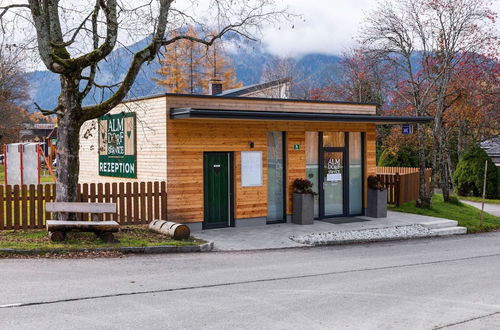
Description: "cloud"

(260, 0), (378, 57)
(259, 0), (500, 57)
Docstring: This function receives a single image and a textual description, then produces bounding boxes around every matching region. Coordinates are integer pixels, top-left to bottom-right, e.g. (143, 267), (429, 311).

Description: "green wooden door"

(204, 152), (232, 228)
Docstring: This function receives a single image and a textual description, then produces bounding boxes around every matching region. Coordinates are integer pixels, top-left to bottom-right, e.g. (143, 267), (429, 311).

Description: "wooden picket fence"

(376, 167), (432, 206)
(0, 181), (166, 230)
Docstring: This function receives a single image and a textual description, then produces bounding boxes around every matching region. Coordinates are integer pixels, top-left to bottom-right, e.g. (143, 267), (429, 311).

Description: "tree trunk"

(446, 144), (455, 189)
(457, 121), (464, 158)
(55, 76), (83, 220)
(437, 129), (451, 202)
(416, 123), (431, 208)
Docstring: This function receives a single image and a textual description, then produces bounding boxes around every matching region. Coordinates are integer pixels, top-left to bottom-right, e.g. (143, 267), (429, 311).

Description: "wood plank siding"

(166, 94), (377, 223)
(79, 94), (377, 224)
(166, 94), (377, 115)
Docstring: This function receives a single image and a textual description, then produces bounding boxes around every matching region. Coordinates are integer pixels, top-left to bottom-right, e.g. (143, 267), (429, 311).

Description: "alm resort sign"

(98, 112), (137, 178)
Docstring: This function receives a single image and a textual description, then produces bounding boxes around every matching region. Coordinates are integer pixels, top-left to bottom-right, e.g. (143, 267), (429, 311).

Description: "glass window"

(349, 133), (363, 214)
(267, 132), (284, 221)
(305, 132), (319, 218)
(323, 132), (344, 147)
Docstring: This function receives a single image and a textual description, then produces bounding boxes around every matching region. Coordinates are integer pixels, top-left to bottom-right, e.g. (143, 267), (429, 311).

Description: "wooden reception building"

(79, 82), (430, 230)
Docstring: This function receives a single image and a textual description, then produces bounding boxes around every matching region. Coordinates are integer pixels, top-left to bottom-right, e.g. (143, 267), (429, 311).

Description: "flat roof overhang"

(170, 108), (433, 124)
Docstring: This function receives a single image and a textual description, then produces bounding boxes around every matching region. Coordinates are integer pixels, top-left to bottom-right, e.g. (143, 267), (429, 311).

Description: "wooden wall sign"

(98, 112), (137, 178)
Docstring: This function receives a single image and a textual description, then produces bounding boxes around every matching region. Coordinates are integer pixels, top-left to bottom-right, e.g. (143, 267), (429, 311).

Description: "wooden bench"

(46, 202), (119, 242)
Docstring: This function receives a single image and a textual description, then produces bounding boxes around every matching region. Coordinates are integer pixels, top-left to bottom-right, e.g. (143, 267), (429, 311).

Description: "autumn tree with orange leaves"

(156, 26), (242, 94)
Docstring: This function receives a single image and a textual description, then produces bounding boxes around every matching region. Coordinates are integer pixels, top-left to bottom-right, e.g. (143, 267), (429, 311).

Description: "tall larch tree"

(155, 32), (188, 93)
(205, 38), (243, 91)
(156, 26), (242, 94)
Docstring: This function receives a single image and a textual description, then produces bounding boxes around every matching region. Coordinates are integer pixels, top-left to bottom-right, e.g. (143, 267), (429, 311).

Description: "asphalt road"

(461, 200), (500, 217)
(1, 232), (500, 329)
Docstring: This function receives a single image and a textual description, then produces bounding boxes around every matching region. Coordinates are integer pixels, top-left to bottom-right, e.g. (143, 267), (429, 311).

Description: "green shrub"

(378, 145), (419, 167)
(497, 167), (500, 198)
(453, 146), (498, 199)
(446, 195), (462, 206)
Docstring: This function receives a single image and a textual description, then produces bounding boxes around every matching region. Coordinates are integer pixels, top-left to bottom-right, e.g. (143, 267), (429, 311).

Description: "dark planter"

(292, 193), (314, 225)
(366, 188), (387, 218)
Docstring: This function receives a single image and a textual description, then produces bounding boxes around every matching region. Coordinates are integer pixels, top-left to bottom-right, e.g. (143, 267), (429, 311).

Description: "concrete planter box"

(366, 188), (387, 218)
(292, 193), (314, 225)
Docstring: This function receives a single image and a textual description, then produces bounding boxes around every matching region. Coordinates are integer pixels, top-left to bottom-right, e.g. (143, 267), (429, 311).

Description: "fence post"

(0, 185), (3, 230)
(395, 173), (401, 207)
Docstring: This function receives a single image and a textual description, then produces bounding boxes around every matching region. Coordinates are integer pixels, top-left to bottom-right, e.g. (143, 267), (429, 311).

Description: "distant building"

(481, 136), (500, 167)
(18, 123), (57, 160)
(216, 78), (291, 99)
(19, 123), (56, 142)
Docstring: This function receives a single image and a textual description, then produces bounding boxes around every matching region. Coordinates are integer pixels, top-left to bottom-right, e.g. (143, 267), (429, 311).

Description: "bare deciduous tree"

(0, 0), (288, 219)
(261, 56), (318, 99)
(361, 0), (436, 207)
(361, 0), (497, 206)
(0, 44), (30, 143)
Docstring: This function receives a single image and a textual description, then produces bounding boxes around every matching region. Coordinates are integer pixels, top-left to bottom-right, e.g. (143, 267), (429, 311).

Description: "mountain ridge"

(25, 37), (343, 111)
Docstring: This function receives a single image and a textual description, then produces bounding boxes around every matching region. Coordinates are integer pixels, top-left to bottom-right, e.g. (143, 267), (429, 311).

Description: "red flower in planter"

(293, 178), (316, 194)
(368, 175), (386, 191)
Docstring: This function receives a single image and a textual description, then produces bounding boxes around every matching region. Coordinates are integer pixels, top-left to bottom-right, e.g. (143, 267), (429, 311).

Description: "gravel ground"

(290, 224), (434, 245)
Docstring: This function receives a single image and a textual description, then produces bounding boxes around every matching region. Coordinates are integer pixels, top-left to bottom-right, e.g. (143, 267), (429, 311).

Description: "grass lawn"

(389, 194), (500, 233)
(457, 195), (500, 205)
(0, 225), (205, 252)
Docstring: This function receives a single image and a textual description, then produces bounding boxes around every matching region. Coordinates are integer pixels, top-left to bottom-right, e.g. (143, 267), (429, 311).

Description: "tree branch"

(35, 102), (63, 116)
(80, 0), (174, 121)
(0, 4), (29, 20)
(73, 0), (118, 69)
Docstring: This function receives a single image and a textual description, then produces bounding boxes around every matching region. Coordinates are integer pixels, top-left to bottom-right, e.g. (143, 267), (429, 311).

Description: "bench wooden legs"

(96, 232), (115, 243)
(49, 231), (66, 242)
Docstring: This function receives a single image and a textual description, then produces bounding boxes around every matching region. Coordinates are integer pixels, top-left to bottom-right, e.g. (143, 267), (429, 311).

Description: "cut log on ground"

(149, 220), (191, 240)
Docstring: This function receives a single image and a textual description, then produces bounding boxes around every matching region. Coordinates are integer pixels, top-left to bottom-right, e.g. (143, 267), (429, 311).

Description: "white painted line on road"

(2, 252), (500, 309)
(0, 303), (22, 308)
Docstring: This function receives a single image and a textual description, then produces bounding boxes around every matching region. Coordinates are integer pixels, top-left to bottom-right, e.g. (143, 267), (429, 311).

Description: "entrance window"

(305, 132), (319, 217)
(323, 151), (344, 216)
(323, 132), (344, 148)
(349, 133), (363, 214)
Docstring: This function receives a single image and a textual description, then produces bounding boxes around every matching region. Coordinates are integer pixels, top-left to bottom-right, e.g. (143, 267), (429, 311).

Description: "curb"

(0, 241), (214, 255)
(297, 234), (439, 246)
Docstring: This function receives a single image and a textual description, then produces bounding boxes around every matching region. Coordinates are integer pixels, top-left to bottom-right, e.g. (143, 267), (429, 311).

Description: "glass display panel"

(349, 133), (363, 214)
(267, 132), (284, 221)
(305, 132), (319, 217)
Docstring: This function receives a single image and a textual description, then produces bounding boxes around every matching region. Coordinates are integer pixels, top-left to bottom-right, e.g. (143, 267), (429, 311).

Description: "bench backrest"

(46, 202), (117, 214)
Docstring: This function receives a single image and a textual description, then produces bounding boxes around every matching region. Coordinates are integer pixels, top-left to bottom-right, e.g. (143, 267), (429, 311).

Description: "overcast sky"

(260, 0), (500, 58)
(1, 0), (498, 62)
(259, 0), (380, 57)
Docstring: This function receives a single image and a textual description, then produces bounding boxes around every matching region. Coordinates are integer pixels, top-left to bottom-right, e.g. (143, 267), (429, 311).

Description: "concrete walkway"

(196, 211), (462, 251)
(461, 200), (500, 217)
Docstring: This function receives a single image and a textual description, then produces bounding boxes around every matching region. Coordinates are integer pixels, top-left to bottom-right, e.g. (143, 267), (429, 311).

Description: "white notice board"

(241, 151), (263, 187)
